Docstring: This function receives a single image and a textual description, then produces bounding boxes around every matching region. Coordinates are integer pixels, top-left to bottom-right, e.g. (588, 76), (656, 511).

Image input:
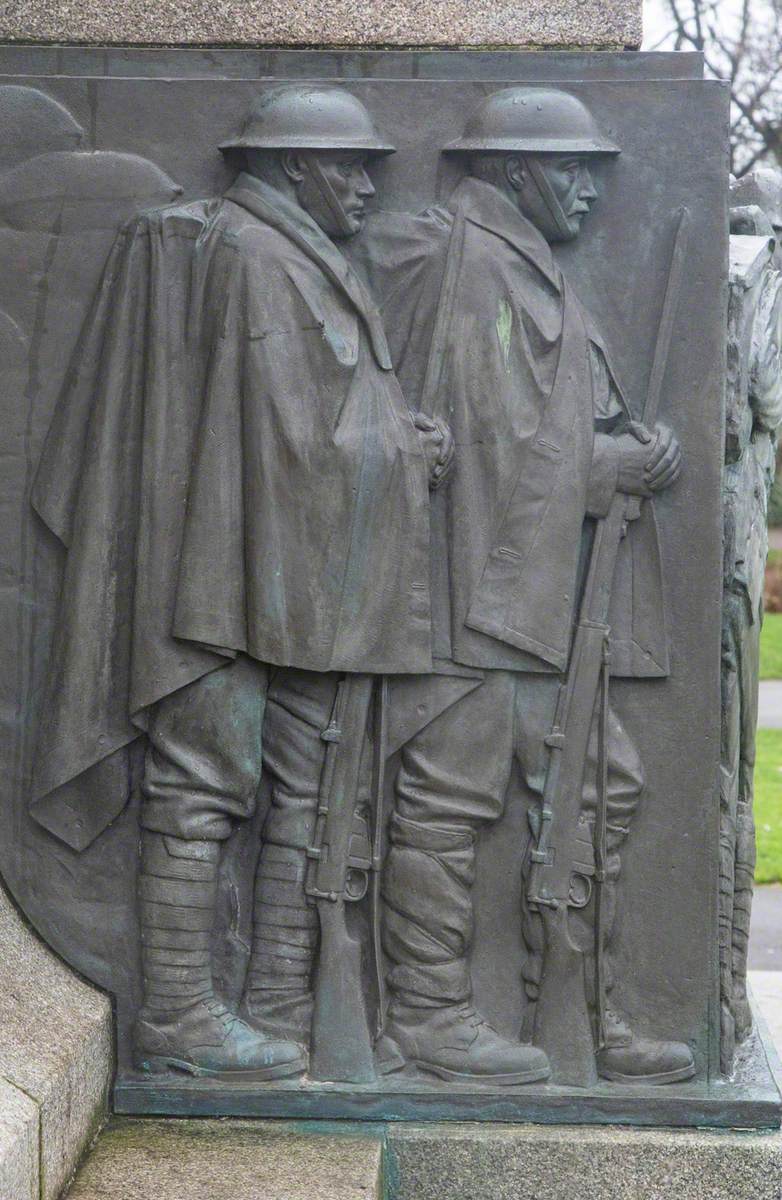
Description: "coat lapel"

(224, 173), (392, 370)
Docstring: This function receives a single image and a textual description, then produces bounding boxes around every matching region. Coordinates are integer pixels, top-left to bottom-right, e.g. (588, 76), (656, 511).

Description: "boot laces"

(204, 998), (235, 1029)
(456, 1003), (493, 1033)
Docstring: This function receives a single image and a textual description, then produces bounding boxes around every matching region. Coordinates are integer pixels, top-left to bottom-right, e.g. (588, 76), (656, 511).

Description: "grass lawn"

(754, 729), (782, 884)
(756, 608), (782, 881)
(760, 611), (782, 680)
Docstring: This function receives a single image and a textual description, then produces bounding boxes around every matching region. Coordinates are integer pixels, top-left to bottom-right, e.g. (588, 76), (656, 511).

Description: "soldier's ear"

(281, 150), (306, 184)
(505, 155), (526, 192)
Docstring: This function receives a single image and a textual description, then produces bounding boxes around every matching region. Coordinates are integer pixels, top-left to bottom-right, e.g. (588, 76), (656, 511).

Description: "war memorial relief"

(0, 46), (780, 1131)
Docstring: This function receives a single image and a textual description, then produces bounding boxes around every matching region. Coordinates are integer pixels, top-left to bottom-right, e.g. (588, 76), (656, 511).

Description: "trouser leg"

(243, 669), (348, 1042)
(134, 658), (306, 1078)
(517, 673), (695, 1083)
(383, 671), (516, 1007)
(381, 672), (550, 1084)
(139, 656), (269, 1003)
(515, 673), (643, 1023)
(141, 656), (270, 841)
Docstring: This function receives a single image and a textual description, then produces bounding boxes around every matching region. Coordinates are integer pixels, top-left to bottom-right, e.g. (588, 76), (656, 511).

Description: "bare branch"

(693, 0), (705, 49)
(666, 0), (700, 49)
(664, 0), (782, 173)
(735, 143), (775, 177)
(739, 0), (751, 53)
(706, 22), (742, 85)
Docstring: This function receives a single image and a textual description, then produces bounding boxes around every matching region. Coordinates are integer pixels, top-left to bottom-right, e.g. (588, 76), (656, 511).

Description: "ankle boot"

(382, 812), (549, 1085)
(596, 1009), (695, 1084)
(134, 831), (306, 1080)
(384, 1000), (550, 1085)
(587, 852), (695, 1085)
(241, 843), (317, 1042)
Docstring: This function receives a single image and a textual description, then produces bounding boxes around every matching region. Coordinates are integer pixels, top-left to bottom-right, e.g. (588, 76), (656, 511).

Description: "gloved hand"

(413, 412), (456, 490)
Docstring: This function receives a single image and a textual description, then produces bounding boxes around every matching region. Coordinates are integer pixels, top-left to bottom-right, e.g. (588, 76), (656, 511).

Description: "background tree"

(644, 0), (782, 175)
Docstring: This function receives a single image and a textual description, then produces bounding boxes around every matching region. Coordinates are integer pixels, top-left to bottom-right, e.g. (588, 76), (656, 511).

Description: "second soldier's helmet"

(443, 87), (620, 156)
(219, 85), (395, 156)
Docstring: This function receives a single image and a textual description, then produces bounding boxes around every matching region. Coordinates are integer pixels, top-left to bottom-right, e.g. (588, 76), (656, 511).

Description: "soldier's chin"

(549, 221), (580, 244)
(329, 212), (364, 240)
(558, 213), (585, 242)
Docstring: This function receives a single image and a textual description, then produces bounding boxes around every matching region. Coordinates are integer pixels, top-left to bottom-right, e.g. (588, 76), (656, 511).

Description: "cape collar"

(447, 177), (628, 404)
(224, 172), (392, 370)
(448, 176), (562, 292)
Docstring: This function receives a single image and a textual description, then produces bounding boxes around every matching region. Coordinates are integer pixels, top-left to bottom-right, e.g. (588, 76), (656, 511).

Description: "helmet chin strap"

(302, 151), (356, 238)
(523, 155), (575, 242)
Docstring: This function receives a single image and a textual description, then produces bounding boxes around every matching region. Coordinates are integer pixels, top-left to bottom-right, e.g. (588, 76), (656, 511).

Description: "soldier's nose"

(579, 167), (597, 200)
(357, 170), (375, 198)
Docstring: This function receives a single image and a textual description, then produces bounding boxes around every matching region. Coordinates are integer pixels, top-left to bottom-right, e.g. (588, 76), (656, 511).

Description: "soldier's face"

(297, 150), (376, 238)
(516, 154), (598, 242)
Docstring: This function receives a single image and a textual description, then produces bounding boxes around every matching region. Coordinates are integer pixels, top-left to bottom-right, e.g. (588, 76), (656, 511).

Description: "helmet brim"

(219, 137), (396, 155)
(442, 137), (620, 155)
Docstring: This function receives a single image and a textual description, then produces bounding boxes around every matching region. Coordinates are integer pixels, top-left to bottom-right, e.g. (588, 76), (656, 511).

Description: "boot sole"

(135, 1053), (307, 1082)
(598, 1063), (697, 1085)
(413, 1059), (551, 1086)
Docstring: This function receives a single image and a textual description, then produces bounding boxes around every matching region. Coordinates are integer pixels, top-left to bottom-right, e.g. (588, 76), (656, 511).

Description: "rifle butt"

(309, 899), (376, 1084)
(533, 905), (597, 1088)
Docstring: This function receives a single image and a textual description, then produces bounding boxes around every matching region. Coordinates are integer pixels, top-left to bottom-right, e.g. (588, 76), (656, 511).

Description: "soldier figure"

(30, 86), (450, 1080)
(720, 170), (782, 1069)
(358, 88), (696, 1085)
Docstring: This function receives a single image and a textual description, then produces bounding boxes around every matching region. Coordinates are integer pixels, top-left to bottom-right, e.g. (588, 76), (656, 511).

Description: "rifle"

(526, 207), (691, 1086)
(306, 673), (379, 1083)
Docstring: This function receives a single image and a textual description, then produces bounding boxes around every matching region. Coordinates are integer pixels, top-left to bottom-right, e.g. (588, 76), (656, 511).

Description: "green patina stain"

(496, 298), (513, 373)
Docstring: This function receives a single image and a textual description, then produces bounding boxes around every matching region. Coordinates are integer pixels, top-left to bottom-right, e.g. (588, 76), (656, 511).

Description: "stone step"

(61, 977), (782, 1199)
(0, 880), (112, 1200)
(63, 1118), (384, 1200)
(63, 1114), (782, 1200)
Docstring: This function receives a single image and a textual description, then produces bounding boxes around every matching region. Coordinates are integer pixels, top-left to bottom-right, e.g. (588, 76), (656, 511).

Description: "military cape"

(31, 173), (432, 849)
(355, 176), (669, 683)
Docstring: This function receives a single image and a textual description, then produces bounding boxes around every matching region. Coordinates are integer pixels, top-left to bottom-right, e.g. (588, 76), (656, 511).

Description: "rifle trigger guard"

(345, 867), (369, 902)
(568, 872), (593, 909)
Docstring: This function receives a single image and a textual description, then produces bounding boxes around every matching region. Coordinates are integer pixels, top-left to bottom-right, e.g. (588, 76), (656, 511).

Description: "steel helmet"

(443, 87), (620, 156)
(219, 85), (395, 156)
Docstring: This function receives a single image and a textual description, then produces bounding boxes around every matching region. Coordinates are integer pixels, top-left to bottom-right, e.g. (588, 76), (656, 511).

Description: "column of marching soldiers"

(31, 83), (693, 1088)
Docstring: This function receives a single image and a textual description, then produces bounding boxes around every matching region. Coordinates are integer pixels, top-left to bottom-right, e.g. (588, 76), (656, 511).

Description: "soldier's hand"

(413, 413), (455, 490)
(615, 423), (682, 497)
(644, 424), (682, 492)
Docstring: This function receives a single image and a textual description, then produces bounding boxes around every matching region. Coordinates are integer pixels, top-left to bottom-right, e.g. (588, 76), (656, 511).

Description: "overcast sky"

(642, 0), (670, 46)
(641, 0), (746, 50)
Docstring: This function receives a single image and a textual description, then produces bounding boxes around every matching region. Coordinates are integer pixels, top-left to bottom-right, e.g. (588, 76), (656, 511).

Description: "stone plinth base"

(65, 991), (782, 1200)
(0, 879), (112, 1200)
(63, 1117), (782, 1200)
(387, 1123), (782, 1200)
(65, 1120), (384, 1200)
